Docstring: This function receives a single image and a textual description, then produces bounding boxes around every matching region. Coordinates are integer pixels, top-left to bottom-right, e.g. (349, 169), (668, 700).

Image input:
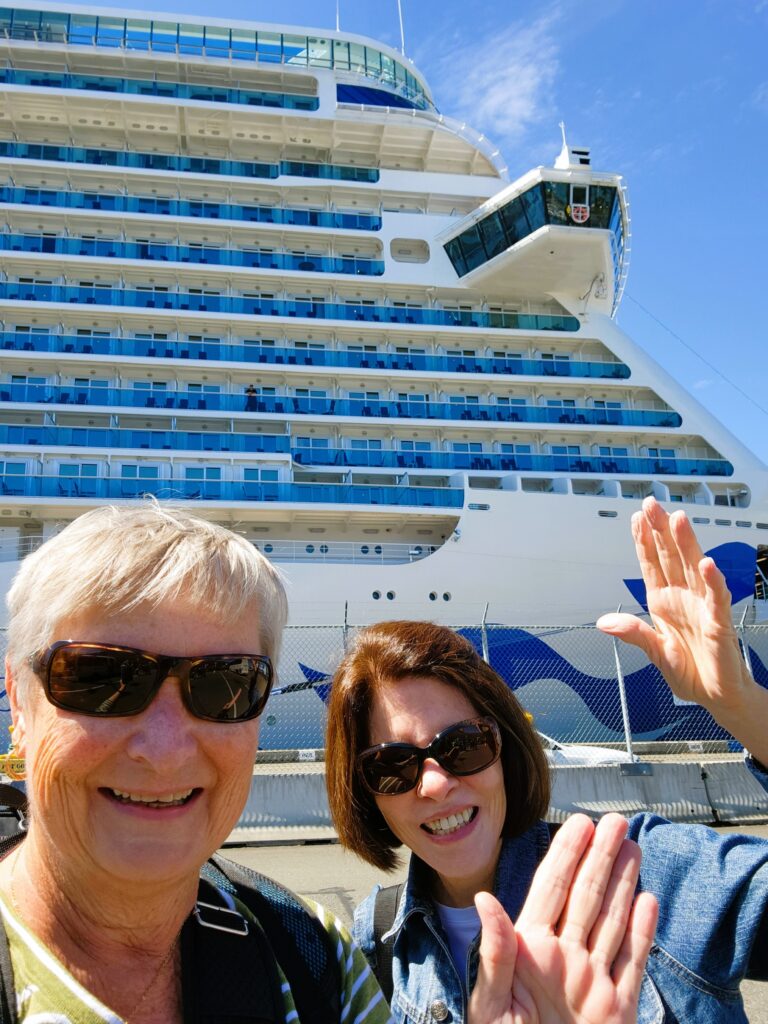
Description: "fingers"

(641, 497), (686, 589)
(555, 813), (631, 948)
(668, 508), (708, 595)
(612, 891), (659, 1007)
(596, 613), (663, 666)
(516, 814), (596, 929)
(699, 556), (734, 627)
(470, 891), (517, 1021)
(585, 838), (642, 965)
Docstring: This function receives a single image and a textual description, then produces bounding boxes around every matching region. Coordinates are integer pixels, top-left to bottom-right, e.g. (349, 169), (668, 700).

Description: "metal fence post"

(738, 609), (754, 679)
(342, 600), (349, 654)
(480, 602), (490, 664)
(611, 605), (636, 762)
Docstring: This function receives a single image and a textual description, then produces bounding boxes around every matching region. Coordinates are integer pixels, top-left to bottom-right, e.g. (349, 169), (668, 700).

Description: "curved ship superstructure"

(0, 2), (766, 745)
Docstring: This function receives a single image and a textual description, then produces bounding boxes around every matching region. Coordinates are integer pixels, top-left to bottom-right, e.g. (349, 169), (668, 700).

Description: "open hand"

(469, 813), (658, 1024)
(596, 496), (752, 715)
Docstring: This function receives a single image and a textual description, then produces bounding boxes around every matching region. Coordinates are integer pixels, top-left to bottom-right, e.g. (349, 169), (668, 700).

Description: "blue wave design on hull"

(624, 541), (756, 612)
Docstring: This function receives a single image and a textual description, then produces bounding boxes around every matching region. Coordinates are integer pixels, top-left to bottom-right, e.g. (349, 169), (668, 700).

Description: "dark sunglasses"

(30, 641), (274, 723)
(358, 716), (501, 796)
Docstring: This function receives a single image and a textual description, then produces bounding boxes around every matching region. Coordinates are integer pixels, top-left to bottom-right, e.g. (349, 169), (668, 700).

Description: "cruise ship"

(0, 1), (766, 746)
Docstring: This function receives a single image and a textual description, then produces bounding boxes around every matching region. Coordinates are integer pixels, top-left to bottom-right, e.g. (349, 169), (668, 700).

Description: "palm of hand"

(504, 926), (637, 1024)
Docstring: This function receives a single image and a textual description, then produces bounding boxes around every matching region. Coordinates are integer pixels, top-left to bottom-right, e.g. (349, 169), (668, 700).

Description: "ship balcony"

(440, 177), (626, 308)
(0, 283), (579, 333)
(0, 428), (734, 478)
(0, 185), (383, 231)
(0, 139), (380, 184)
(0, 332), (629, 379)
(0, 473), (463, 508)
(0, 65), (320, 112)
(0, 384), (678, 429)
(0, 234), (386, 277)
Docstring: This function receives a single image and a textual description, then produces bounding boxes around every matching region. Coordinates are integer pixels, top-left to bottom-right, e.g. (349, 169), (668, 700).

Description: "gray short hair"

(6, 503), (288, 692)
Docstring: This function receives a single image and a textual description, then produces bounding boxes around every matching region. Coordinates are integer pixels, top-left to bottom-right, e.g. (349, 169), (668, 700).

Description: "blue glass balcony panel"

(0, 186), (382, 231)
(0, 234), (385, 276)
(0, 333), (628, 378)
(0, 381), (683, 430)
(0, 140), (379, 183)
(0, 285), (579, 332)
(0, 425), (732, 478)
(0, 8), (432, 110)
(0, 474), (462, 507)
(444, 182), (622, 283)
(0, 66), (319, 111)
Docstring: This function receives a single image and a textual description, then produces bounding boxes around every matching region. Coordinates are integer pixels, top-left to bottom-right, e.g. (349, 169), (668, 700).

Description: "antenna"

(397, 0), (406, 54)
(335, 0), (340, 31)
(559, 120), (567, 148)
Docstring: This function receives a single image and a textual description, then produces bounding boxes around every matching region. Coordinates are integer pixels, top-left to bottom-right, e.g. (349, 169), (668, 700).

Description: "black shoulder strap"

(0, 830), (25, 1024)
(183, 876), (284, 1024)
(370, 882), (404, 1005)
(203, 855), (341, 1024)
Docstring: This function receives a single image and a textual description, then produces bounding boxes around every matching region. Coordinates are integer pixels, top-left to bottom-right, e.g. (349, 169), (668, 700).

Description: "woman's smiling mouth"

(102, 787), (200, 809)
(422, 806), (477, 836)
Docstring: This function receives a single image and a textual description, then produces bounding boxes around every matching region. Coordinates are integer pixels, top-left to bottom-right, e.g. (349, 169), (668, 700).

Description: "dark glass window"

(589, 185), (616, 229)
(444, 238), (467, 277)
(478, 212), (508, 260)
(543, 181), (569, 225)
(457, 225), (485, 272)
(519, 185), (546, 230)
(499, 195), (531, 245)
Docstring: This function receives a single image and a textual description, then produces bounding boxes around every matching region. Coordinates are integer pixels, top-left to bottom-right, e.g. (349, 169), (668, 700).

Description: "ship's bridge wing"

(438, 168), (629, 315)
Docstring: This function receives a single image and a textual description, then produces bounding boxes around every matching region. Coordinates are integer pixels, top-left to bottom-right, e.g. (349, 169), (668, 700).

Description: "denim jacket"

(353, 761), (768, 1024)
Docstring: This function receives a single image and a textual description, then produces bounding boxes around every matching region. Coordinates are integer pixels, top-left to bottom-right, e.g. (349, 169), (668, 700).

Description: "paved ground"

(222, 823), (768, 1023)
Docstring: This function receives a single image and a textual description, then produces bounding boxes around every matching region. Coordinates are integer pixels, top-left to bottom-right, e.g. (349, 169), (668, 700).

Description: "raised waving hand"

(596, 495), (768, 763)
(469, 813), (658, 1024)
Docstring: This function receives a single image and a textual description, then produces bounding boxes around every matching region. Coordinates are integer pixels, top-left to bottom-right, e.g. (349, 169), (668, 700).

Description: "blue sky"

(90, 0), (768, 462)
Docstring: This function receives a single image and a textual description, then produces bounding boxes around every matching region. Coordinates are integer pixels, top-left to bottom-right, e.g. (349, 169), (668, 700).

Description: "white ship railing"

(0, 535), (439, 566)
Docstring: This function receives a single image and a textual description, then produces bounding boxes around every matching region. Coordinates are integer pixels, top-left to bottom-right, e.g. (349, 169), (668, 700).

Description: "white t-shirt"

(434, 900), (481, 979)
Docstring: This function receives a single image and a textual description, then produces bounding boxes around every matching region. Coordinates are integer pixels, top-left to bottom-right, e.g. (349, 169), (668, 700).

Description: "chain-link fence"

(257, 621), (768, 761)
(2, 622), (766, 763)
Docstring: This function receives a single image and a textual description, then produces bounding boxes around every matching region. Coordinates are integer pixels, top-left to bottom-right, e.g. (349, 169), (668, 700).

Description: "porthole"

(372, 590), (381, 600)
(442, 592), (451, 601)
(429, 591), (437, 601)
(319, 543), (329, 553)
(386, 591), (395, 600)
(361, 544), (370, 554)
(264, 543), (273, 553)
(374, 544), (382, 554)
(305, 544), (315, 553)
(266, 714), (276, 726)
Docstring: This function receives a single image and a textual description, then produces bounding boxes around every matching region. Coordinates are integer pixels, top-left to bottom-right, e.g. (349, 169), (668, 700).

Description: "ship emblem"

(569, 204), (590, 224)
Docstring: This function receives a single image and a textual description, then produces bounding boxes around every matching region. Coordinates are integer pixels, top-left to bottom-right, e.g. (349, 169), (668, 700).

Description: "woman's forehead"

(368, 675), (479, 743)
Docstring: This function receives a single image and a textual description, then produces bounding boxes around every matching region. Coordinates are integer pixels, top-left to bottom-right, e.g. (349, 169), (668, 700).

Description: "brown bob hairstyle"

(325, 620), (550, 871)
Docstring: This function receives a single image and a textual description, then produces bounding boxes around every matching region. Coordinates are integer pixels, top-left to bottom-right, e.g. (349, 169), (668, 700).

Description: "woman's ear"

(4, 656), (27, 758)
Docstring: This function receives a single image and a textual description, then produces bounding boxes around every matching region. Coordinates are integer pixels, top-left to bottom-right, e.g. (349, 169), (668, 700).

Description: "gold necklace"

(9, 852), (181, 1023)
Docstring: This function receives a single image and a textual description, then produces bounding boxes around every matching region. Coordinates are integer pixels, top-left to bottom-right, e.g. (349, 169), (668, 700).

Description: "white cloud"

(427, 8), (562, 149)
(691, 379), (713, 391)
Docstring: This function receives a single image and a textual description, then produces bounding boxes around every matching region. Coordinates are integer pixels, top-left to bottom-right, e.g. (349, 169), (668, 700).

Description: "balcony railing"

(0, 140), (379, 183)
(0, 331), (627, 378)
(0, 474), (463, 507)
(0, 284), (579, 331)
(0, 383), (677, 427)
(0, 65), (319, 111)
(0, 234), (385, 276)
(0, 185), (382, 231)
(0, 426), (733, 477)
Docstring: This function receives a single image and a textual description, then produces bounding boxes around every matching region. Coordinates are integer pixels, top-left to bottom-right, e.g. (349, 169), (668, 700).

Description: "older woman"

(326, 498), (768, 1024)
(0, 503), (393, 1024)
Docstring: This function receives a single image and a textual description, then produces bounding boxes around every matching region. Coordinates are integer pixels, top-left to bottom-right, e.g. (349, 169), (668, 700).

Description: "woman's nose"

(124, 675), (198, 765)
(417, 757), (457, 799)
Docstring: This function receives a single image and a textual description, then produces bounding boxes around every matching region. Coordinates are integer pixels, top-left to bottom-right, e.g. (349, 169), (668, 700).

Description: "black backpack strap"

(370, 882), (404, 1005)
(182, 876), (283, 1024)
(0, 830), (26, 1024)
(203, 855), (341, 1024)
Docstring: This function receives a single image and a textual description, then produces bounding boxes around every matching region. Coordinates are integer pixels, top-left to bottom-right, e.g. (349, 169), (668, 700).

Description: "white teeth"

(110, 788), (194, 807)
(424, 807), (474, 835)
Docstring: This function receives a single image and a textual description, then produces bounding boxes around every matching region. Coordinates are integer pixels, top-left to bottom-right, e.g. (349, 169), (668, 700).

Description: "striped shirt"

(0, 893), (393, 1024)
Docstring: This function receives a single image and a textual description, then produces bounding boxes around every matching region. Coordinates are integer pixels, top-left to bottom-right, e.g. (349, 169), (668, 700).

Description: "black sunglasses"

(358, 716), (501, 796)
(30, 641), (274, 723)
